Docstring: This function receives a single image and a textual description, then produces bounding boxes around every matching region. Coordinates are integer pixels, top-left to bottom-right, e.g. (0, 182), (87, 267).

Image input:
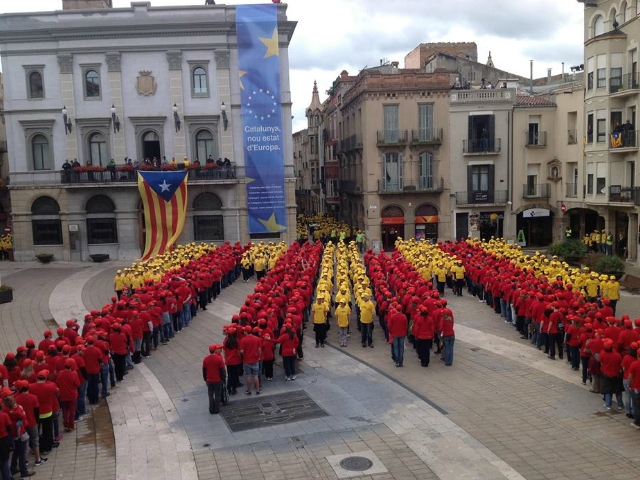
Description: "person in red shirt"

(627, 348), (640, 428)
(1, 388), (34, 478)
(202, 344), (226, 414)
(439, 306), (455, 366)
(413, 307), (435, 367)
(0, 401), (14, 480)
(83, 339), (103, 405)
(621, 343), (637, 419)
(387, 305), (408, 367)
(546, 306), (564, 360)
(222, 328), (242, 395)
(28, 370), (59, 454)
(239, 329), (262, 394)
(14, 381), (47, 466)
(38, 330), (54, 354)
(109, 325), (128, 382)
(600, 339), (624, 410)
(275, 324), (299, 380)
(57, 359), (81, 432)
(261, 333), (276, 382)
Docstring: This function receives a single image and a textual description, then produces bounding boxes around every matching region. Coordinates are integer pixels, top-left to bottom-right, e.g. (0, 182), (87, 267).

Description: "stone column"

(628, 212), (638, 261)
(57, 54), (78, 162)
(105, 52), (126, 161)
(166, 50), (186, 161)
(214, 51), (233, 162)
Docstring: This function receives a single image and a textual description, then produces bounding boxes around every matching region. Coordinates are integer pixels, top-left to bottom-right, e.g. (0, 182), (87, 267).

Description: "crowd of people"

(1, 241), (247, 479)
(295, 214), (366, 253)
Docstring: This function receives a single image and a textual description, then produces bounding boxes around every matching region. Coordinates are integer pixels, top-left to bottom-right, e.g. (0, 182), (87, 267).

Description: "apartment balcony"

(455, 190), (508, 206)
(525, 131), (547, 147)
(9, 165), (238, 188)
(567, 129), (578, 145)
(565, 183), (578, 198)
(610, 73), (640, 98)
(410, 129), (443, 146)
(378, 176), (444, 194)
(463, 138), (501, 155)
(523, 183), (551, 199)
(449, 89), (514, 103)
(341, 134), (362, 152)
(609, 130), (638, 152)
(338, 180), (360, 194)
(609, 185), (640, 204)
(376, 130), (408, 146)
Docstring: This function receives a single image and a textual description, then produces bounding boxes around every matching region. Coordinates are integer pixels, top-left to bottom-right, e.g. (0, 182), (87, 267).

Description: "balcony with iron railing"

(376, 130), (408, 146)
(567, 129), (578, 145)
(565, 183), (578, 198)
(463, 138), (501, 155)
(609, 130), (638, 151)
(609, 185), (640, 204)
(410, 128), (443, 146)
(523, 183), (551, 199)
(455, 190), (508, 206)
(610, 73), (640, 97)
(525, 131), (547, 147)
(10, 164), (238, 187)
(378, 176), (444, 194)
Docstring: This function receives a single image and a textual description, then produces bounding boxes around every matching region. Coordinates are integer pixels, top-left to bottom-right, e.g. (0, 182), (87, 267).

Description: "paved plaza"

(1, 259), (640, 480)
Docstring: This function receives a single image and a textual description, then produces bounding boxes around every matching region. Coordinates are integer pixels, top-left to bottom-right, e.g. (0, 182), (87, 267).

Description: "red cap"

(0, 387), (14, 399)
(66, 319), (75, 326)
(25, 339), (35, 348)
(44, 330), (53, 337)
(5, 352), (15, 360)
(56, 327), (64, 335)
(64, 358), (75, 368)
(35, 351), (45, 360)
(16, 346), (27, 353)
(14, 380), (29, 390)
(62, 345), (71, 354)
(37, 370), (49, 379)
(22, 359), (33, 367)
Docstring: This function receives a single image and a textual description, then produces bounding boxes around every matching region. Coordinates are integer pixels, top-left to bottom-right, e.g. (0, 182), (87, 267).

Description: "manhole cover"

(340, 456), (373, 472)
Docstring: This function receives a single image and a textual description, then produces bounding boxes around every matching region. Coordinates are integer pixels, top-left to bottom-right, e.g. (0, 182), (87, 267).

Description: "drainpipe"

(508, 108), (513, 239)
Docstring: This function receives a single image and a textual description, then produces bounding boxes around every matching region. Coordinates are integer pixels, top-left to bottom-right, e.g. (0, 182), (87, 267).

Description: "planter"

(36, 254), (53, 264)
(0, 289), (13, 304)
(90, 254), (110, 263)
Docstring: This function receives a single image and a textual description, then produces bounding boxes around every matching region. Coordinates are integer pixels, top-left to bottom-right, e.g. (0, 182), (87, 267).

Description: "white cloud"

(0, 0), (585, 132)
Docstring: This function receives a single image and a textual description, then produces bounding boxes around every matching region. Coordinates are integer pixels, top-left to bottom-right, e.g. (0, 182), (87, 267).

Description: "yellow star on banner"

(258, 212), (286, 233)
(246, 177), (255, 184)
(259, 28), (279, 58)
(238, 70), (247, 90)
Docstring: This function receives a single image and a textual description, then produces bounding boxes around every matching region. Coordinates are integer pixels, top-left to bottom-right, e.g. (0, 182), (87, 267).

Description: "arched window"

(89, 132), (108, 166)
(31, 196), (62, 245)
(195, 130), (215, 161)
(32, 134), (50, 171)
(193, 192), (224, 241)
(594, 15), (605, 36)
(193, 67), (208, 94)
(85, 70), (100, 97)
(86, 195), (117, 244)
(28, 71), (43, 99)
(621, 2), (628, 23)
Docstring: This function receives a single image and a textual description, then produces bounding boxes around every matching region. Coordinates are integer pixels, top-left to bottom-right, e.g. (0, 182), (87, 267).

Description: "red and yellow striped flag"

(137, 170), (188, 261)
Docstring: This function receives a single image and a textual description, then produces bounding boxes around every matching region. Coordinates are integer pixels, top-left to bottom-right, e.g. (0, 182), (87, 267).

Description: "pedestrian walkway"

(4, 258), (640, 480)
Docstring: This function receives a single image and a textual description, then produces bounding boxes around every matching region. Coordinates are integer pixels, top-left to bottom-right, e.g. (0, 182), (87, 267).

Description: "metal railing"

(378, 176), (444, 193)
(609, 185), (640, 204)
(610, 130), (638, 149)
(610, 72), (640, 93)
(463, 138), (501, 154)
(411, 128), (443, 144)
(59, 164), (237, 184)
(523, 183), (551, 198)
(455, 190), (508, 205)
(525, 131), (547, 147)
(376, 130), (408, 145)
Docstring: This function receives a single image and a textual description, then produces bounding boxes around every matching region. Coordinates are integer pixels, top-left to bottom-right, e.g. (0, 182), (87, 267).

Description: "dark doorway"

(456, 212), (469, 240)
(517, 212), (554, 247)
(382, 225), (404, 250)
(142, 131), (161, 161)
(615, 211), (629, 257)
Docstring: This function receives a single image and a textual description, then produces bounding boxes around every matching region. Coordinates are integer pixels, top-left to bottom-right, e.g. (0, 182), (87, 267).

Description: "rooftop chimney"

(529, 60), (533, 94)
(62, 0), (112, 10)
(547, 68), (552, 85)
(562, 62), (565, 82)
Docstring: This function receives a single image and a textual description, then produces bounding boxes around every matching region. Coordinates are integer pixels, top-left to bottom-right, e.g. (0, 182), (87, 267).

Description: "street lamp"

(221, 102), (228, 131)
(173, 103), (181, 132)
(111, 104), (120, 133)
(62, 106), (72, 134)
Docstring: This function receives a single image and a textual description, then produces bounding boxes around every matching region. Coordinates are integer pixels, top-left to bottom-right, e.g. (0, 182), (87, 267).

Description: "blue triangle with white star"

(138, 170), (188, 201)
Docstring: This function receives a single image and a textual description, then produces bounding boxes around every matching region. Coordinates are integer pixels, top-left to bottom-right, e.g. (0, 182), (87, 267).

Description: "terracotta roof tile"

(515, 94), (556, 107)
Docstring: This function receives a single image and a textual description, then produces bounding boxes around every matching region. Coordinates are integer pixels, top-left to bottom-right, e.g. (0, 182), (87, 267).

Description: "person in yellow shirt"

(451, 261), (466, 296)
(607, 275), (620, 315)
(335, 300), (351, 347)
(312, 296), (329, 348)
(114, 270), (127, 299)
(434, 263), (447, 295)
(584, 273), (600, 302)
(254, 254), (267, 280)
(359, 294), (375, 348)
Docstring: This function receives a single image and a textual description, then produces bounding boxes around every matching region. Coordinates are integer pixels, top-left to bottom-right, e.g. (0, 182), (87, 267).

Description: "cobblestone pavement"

(4, 258), (640, 480)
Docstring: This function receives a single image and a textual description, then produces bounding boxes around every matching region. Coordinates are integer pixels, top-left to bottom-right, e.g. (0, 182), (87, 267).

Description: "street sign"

(523, 208), (550, 218)
(560, 203), (567, 213)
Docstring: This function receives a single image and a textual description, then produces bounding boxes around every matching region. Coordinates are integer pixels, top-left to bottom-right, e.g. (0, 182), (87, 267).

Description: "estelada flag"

(137, 170), (188, 261)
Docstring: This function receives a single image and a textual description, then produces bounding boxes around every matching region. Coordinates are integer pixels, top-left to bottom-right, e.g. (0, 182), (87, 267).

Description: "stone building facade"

(0, 1), (297, 261)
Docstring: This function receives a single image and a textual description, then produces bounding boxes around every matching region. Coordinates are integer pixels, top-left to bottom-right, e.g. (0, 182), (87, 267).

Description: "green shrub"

(595, 255), (626, 274)
(548, 240), (588, 259)
(582, 252), (603, 271)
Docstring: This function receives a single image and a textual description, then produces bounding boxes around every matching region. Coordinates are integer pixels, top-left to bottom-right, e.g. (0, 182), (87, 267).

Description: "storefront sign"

(415, 216), (439, 224)
(380, 216), (405, 226)
(522, 208), (550, 218)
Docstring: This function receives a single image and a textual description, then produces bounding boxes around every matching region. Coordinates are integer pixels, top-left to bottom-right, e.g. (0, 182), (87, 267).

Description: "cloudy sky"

(1, 0), (585, 132)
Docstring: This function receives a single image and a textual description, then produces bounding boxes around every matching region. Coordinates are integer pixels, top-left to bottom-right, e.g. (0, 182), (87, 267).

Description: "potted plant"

(548, 239), (588, 262)
(595, 254), (626, 279)
(36, 253), (54, 264)
(0, 284), (13, 304)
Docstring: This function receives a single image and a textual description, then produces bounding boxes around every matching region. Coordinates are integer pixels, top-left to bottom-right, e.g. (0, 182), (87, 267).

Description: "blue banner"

(237, 4), (287, 234)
